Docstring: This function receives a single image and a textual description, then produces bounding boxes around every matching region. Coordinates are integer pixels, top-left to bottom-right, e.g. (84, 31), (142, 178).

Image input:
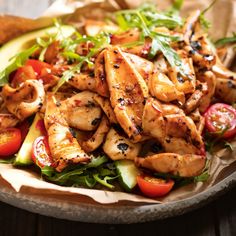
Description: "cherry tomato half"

(204, 103), (236, 139)
(11, 60), (51, 87)
(11, 65), (36, 87)
(32, 136), (54, 168)
(0, 128), (22, 157)
(137, 175), (174, 198)
(25, 59), (51, 76)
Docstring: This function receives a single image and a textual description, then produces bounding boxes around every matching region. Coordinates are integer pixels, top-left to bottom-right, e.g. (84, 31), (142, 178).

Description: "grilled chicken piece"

(94, 50), (153, 97)
(93, 94), (117, 124)
(182, 10), (201, 44)
(135, 153), (206, 177)
(124, 52), (154, 83)
(104, 46), (149, 142)
(81, 115), (110, 153)
(213, 58), (236, 79)
(149, 72), (185, 103)
(2, 80), (45, 120)
(59, 91), (102, 131)
(0, 114), (19, 130)
(68, 73), (96, 92)
(168, 50), (196, 95)
(184, 82), (208, 114)
(154, 55), (168, 74)
(103, 128), (141, 161)
(142, 98), (204, 155)
(197, 71), (216, 112)
(215, 77), (236, 103)
(45, 93), (90, 172)
(94, 50), (109, 97)
(111, 29), (140, 45)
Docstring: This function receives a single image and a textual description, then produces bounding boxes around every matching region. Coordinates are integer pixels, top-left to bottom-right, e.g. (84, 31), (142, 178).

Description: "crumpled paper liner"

(0, 0), (235, 205)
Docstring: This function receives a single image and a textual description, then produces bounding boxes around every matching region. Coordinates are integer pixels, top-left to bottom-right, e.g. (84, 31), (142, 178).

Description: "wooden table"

(0, 186), (235, 235)
(0, 0), (235, 235)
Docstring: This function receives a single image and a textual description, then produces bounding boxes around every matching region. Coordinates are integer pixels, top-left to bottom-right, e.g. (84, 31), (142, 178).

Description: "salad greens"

(215, 32), (236, 47)
(116, 4), (188, 76)
(41, 156), (118, 189)
(0, 45), (39, 86)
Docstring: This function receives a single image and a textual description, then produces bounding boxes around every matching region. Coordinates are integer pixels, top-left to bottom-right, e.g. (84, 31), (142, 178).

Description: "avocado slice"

(14, 113), (44, 166)
(115, 160), (141, 192)
(0, 25), (76, 72)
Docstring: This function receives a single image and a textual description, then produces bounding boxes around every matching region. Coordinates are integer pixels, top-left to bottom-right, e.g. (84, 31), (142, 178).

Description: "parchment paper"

(0, 0), (235, 204)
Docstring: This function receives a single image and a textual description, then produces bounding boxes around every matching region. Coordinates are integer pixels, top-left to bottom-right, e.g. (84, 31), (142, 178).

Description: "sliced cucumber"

(0, 25), (76, 72)
(14, 113), (43, 166)
(115, 160), (141, 192)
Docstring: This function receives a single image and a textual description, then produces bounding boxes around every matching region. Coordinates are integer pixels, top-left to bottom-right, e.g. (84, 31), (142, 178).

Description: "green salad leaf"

(52, 32), (110, 92)
(41, 156), (118, 190)
(115, 4), (189, 77)
(0, 45), (39, 86)
(215, 33), (236, 47)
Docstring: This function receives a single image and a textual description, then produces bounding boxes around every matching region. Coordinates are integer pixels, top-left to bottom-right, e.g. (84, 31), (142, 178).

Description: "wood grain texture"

(0, 186), (235, 236)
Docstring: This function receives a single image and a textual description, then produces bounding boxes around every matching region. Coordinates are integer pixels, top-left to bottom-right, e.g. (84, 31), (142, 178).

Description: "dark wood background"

(0, 0), (235, 235)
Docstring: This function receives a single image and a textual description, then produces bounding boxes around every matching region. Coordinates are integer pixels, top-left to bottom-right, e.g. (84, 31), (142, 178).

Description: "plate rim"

(0, 171), (235, 224)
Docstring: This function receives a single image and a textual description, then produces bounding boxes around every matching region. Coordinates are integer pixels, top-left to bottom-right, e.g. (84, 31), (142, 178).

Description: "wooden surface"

(0, 0), (236, 235)
(0, 186), (235, 235)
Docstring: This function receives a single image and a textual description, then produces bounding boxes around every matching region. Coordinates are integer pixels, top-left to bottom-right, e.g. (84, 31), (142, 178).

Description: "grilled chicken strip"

(168, 50), (196, 95)
(135, 153), (206, 177)
(149, 71), (185, 103)
(45, 93), (90, 172)
(68, 73), (97, 92)
(59, 91), (102, 131)
(81, 115), (110, 153)
(142, 98), (204, 155)
(103, 128), (141, 161)
(104, 46), (149, 142)
(93, 94), (118, 124)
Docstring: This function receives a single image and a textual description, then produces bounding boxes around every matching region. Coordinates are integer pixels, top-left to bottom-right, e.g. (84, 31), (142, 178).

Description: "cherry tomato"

(25, 59), (51, 76)
(0, 128), (22, 157)
(32, 136), (54, 168)
(11, 65), (36, 87)
(137, 175), (174, 198)
(204, 103), (236, 139)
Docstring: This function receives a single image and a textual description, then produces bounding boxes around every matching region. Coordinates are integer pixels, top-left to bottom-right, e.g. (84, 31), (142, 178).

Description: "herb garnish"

(215, 32), (236, 47)
(115, 4), (189, 77)
(199, 0), (218, 30)
(0, 45), (39, 86)
(52, 32), (110, 92)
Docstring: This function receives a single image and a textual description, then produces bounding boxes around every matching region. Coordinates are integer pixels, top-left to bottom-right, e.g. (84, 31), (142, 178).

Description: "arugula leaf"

(204, 127), (230, 154)
(52, 32), (110, 92)
(93, 174), (117, 189)
(172, 0), (184, 11)
(215, 33), (236, 47)
(194, 170), (209, 182)
(116, 4), (188, 77)
(199, 0), (218, 30)
(0, 45), (39, 86)
(41, 156), (118, 189)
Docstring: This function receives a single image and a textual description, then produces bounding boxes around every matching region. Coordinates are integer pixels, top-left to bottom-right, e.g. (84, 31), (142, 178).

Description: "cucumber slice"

(14, 113), (43, 166)
(0, 25), (76, 72)
(115, 160), (141, 192)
